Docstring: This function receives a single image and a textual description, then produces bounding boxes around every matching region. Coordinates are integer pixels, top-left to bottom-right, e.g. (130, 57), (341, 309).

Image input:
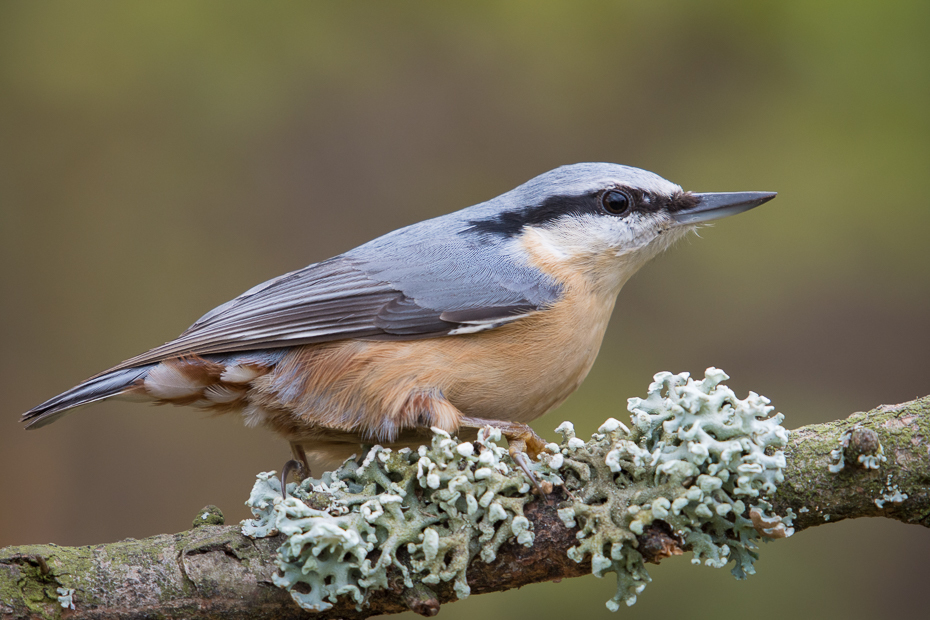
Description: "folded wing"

(105, 237), (560, 373)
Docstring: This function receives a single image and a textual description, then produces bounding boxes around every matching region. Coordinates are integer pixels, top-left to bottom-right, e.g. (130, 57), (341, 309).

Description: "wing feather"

(104, 214), (563, 374)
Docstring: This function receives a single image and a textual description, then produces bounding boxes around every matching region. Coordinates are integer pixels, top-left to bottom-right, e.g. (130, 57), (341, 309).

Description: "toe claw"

(280, 459), (306, 497)
(457, 416), (553, 504)
(511, 450), (553, 505)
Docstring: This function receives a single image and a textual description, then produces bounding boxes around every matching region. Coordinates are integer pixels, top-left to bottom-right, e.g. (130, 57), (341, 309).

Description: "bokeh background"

(1, 2), (928, 618)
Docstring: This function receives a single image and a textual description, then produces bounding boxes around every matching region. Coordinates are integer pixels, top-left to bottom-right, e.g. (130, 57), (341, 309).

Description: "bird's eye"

(601, 189), (632, 216)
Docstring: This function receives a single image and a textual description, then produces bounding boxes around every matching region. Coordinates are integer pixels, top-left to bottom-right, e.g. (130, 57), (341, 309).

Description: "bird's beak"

(672, 191), (777, 225)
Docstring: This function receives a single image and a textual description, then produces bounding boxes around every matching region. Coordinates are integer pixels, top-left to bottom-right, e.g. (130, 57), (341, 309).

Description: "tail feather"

(21, 366), (153, 429)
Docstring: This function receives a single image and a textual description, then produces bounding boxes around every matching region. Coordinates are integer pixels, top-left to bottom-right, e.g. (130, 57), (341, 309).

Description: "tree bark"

(2, 396), (928, 620)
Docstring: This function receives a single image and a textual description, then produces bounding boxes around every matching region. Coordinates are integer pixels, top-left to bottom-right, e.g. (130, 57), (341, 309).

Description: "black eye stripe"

(465, 188), (698, 237)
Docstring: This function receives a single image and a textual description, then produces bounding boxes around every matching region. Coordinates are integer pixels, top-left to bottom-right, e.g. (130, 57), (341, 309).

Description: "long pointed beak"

(672, 191), (777, 225)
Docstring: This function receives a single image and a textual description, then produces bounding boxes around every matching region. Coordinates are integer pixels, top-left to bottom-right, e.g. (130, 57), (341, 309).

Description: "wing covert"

(106, 226), (561, 372)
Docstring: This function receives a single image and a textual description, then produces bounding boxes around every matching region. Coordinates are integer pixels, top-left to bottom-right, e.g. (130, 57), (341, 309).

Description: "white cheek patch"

(524, 211), (692, 291)
(534, 213), (640, 259)
(144, 363), (208, 400)
(523, 217), (604, 262)
(609, 213), (685, 257)
(514, 228), (569, 262)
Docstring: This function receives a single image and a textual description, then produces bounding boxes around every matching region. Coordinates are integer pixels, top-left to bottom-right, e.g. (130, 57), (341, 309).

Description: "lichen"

(242, 367), (791, 613)
(242, 427), (559, 612)
(858, 448), (886, 470)
(192, 505), (225, 528)
(56, 587), (75, 610)
(827, 439), (848, 473)
(549, 368), (791, 610)
(828, 426), (886, 473)
(875, 474), (909, 508)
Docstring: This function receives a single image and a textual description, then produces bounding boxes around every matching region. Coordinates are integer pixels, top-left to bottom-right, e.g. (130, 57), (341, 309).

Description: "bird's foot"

(508, 442), (553, 505)
(280, 443), (311, 497)
(461, 417), (552, 503)
(279, 459), (307, 497)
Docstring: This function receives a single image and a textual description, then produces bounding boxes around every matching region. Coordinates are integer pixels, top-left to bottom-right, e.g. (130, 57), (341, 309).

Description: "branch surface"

(2, 395), (928, 620)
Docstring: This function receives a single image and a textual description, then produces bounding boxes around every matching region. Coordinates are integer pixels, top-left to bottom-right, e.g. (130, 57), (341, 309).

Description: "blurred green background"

(1, 1), (928, 618)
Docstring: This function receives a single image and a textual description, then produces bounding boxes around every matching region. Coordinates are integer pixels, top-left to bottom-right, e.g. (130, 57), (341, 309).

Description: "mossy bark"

(773, 395), (930, 530)
(2, 396), (928, 620)
(0, 498), (590, 620)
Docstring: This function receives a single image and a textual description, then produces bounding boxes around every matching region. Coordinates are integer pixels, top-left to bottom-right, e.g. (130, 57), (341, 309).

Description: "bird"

(22, 163), (775, 490)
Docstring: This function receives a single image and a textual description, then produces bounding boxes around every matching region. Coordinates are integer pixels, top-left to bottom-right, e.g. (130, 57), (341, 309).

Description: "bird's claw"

(463, 418), (553, 504)
(280, 458), (308, 497)
(510, 449), (552, 504)
(507, 432), (553, 505)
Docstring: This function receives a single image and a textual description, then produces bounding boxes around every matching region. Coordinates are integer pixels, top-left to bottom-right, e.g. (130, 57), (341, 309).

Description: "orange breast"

(247, 227), (626, 444)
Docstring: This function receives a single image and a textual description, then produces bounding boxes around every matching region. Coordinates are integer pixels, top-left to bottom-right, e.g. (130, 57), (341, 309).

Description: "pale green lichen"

(858, 447), (886, 470)
(192, 504), (225, 528)
(828, 426), (887, 473)
(242, 427), (559, 612)
(56, 587), (75, 610)
(875, 490), (907, 508)
(241, 367), (790, 613)
(875, 475), (909, 508)
(828, 439), (848, 473)
(549, 368), (791, 610)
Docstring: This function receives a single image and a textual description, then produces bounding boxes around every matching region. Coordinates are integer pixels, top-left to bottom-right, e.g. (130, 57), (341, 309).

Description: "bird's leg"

(399, 390), (550, 500)
(458, 416), (551, 502)
(280, 442), (311, 497)
(458, 416), (548, 458)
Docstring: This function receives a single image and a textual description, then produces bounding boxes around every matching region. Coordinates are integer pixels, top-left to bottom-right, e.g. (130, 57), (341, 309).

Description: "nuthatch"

(22, 163), (775, 488)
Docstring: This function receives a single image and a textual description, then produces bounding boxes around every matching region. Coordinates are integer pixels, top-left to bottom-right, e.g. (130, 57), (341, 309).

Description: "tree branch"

(773, 396), (930, 530)
(2, 395), (928, 620)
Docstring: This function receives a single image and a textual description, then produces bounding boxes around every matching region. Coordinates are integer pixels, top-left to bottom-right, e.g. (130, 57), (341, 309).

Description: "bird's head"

(465, 162), (776, 293)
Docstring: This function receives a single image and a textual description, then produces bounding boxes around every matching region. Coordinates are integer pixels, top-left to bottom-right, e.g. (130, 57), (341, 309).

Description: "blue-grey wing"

(108, 216), (561, 371)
